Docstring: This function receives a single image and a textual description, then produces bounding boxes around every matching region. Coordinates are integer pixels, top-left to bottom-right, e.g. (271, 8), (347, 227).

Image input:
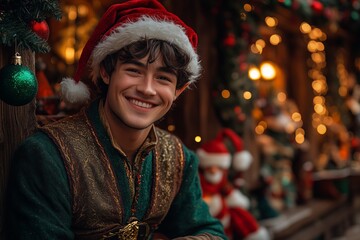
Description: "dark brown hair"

(98, 38), (192, 94)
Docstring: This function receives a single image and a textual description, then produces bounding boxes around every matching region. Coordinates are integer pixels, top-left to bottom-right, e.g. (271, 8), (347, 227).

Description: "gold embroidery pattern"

(144, 128), (185, 226)
(42, 111), (123, 239)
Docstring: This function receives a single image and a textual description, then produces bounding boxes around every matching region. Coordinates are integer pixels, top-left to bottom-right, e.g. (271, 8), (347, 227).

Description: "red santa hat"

(61, 0), (200, 104)
(197, 128), (253, 170)
(221, 128), (253, 171)
(197, 132), (232, 169)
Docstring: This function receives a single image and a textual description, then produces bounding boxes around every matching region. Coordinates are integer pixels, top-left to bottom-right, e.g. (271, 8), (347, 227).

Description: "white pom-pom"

(226, 189), (250, 209)
(61, 78), (90, 105)
(245, 226), (271, 240)
(233, 150), (253, 171)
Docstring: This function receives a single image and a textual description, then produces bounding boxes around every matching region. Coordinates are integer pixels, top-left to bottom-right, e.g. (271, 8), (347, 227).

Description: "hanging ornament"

(223, 33), (236, 47)
(0, 53), (38, 106)
(311, 0), (324, 15)
(29, 20), (50, 41)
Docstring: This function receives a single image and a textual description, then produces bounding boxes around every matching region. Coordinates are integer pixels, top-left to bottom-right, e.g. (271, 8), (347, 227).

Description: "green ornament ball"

(0, 64), (38, 106)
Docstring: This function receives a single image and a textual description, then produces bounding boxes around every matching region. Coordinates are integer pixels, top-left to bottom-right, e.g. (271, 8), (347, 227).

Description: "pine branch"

(0, 0), (62, 53)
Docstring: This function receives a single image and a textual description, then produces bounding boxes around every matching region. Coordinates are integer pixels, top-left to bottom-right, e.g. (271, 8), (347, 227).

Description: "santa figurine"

(197, 128), (270, 240)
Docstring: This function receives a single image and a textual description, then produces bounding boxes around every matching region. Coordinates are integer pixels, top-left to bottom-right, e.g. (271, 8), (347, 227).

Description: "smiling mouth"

(128, 98), (154, 109)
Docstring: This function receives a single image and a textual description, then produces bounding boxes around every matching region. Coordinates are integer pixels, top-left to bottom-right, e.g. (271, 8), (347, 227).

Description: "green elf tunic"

(5, 99), (226, 240)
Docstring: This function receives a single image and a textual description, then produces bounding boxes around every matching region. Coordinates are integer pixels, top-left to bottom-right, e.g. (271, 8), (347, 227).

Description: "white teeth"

(130, 99), (153, 108)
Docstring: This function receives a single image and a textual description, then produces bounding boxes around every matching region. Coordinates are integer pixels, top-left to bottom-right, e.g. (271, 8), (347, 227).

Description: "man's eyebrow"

(158, 66), (176, 75)
(123, 59), (146, 67)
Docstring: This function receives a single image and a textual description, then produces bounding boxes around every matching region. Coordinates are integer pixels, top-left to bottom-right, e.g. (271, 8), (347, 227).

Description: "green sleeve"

(157, 146), (227, 239)
(5, 131), (74, 240)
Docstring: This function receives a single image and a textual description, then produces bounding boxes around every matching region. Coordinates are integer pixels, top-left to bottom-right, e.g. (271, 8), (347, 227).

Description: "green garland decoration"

(201, 0), (360, 135)
(201, 0), (261, 135)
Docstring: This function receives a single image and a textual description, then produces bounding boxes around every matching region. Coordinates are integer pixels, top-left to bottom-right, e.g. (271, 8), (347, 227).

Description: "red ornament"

(311, 0), (324, 15)
(223, 33), (236, 47)
(29, 20), (50, 41)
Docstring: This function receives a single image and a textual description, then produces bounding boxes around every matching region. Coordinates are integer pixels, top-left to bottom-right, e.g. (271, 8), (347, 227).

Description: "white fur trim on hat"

(233, 150), (253, 171)
(197, 149), (231, 169)
(226, 189), (250, 209)
(91, 16), (200, 84)
(60, 78), (90, 104)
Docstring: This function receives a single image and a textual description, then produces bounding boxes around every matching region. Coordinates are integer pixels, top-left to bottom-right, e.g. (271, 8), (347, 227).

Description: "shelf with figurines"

(35, 57), (82, 126)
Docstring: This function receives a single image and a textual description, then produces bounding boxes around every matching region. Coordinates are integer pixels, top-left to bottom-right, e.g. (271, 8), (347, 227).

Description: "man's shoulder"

(154, 127), (186, 148)
(154, 127), (196, 157)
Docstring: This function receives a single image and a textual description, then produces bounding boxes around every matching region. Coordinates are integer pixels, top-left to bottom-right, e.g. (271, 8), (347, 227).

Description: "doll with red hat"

(5, 1), (226, 239)
(197, 128), (270, 240)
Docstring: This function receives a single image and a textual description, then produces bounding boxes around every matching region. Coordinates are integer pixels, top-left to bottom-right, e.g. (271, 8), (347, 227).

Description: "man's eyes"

(125, 68), (141, 74)
(157, 75), (171, 81)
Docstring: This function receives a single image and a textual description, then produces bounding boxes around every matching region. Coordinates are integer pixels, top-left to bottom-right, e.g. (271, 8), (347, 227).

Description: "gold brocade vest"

(41, 110), (185, 240)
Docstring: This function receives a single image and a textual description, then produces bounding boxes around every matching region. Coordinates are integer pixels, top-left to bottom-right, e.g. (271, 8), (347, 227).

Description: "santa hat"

(61, 0), (200, 104)
(221, 128), (253, 171)
(197, 132), (232, 169)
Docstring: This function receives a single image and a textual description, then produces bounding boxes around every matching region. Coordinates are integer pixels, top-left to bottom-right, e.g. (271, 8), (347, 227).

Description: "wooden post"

(0, 46), (37, 239)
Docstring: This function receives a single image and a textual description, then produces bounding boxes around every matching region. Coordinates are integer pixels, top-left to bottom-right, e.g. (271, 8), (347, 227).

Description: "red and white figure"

(198, 128), (270, 240)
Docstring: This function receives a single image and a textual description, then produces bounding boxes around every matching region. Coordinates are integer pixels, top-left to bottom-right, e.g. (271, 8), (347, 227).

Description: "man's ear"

(100, 66), (110, 84)
(175, 82), (190, 99)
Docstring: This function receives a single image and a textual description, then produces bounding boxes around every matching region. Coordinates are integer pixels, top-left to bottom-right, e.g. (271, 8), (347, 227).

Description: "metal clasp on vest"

(101, 220), (139, 240)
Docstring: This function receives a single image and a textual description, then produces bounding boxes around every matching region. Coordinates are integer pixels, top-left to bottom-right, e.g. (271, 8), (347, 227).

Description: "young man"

(5, 0), (227, 239)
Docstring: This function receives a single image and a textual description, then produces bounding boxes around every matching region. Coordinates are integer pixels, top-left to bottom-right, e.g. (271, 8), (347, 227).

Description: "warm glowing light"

(248, 67), (261, 80)
(270, 34), (281, 45)
(68, 6), (77, 21)
(310, 28), (323, 40)
(259, 121), (267, 128)
(307, 40), (318, 52)
(167, 124), (175, 132)
(314, 104), (325, 114)
(244, 4), (252, 12)
(195, 136), (202, 143)
(296, 128), (305, 135)
(256, 39), (266, 48)
(78, 5), (89, 17)
(313, 96), (325, 104)
(265, 16), (278, 27)
(292, 112), (302, 122)
(243, 91), (252, 100)
(300, 22), (311, 34)
(317, 42), (325, 51)
(277, 92), (287, 103)
(250, 44), (262, 54)
(260, 62), (276, 80)
(255, 125), (265, 134)
(65, 47), (75, 64)
(311, 52), (324, 63)
(312, 80), (325, 93)
(221, 89), (231, 99)
(317, 124), (327, 134)
(338, 86), (347, 97)
(295, 133), (305, 144)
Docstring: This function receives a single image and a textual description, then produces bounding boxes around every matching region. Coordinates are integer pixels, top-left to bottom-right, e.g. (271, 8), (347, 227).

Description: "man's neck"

(100, 100), (151, 160)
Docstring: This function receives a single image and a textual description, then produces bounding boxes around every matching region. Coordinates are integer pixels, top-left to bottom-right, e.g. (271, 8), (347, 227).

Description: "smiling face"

(101, 54), (186, 131)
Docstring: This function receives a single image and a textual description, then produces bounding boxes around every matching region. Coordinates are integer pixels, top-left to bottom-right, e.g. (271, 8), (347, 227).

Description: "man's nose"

(137, 75), (157, 96)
